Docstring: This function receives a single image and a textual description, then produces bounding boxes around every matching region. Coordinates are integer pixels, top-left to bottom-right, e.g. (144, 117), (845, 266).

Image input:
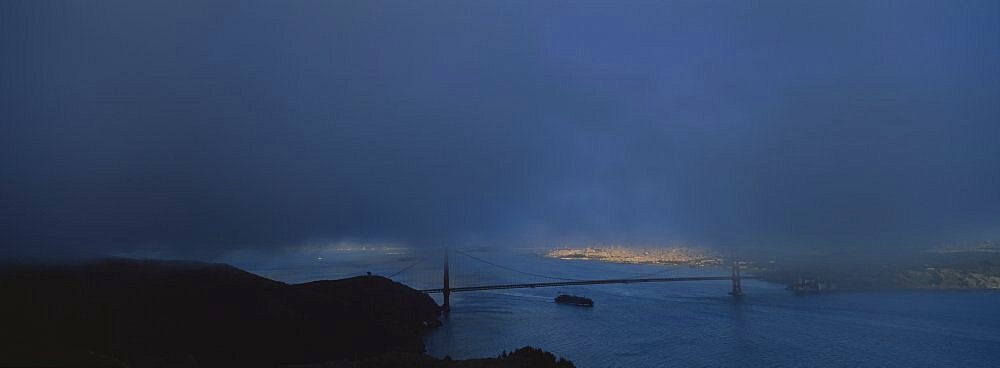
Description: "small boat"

(555, 293), (593, 307)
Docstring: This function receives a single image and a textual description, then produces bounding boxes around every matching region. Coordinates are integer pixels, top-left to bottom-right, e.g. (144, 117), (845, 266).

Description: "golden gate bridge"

(386, 248), (754, 313)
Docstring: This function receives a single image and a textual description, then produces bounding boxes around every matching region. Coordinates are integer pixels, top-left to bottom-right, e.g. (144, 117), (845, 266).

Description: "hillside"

(0, 259), (439, 367)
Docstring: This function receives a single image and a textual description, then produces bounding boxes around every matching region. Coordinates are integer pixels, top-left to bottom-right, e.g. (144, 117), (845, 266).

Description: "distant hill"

(932, 240), (1000, 253)
(753, 249), (1000, 290)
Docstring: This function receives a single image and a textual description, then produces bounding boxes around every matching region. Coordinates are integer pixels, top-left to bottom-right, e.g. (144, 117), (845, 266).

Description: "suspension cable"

(452, 249), (580, 281)
(624, 265), (676, 279)
(388, 258), (424, 278)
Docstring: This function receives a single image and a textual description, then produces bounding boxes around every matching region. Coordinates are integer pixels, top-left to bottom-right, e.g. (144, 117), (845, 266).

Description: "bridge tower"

(729, 259), (744, 297)
(442, 248), (451, 314)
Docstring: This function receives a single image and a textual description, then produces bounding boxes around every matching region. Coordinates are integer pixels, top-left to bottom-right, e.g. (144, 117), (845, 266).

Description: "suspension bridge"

(386, 248), (754, 313)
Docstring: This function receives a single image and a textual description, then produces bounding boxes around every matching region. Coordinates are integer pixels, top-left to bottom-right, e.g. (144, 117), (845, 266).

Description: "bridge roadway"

(419, 275), (759, 293)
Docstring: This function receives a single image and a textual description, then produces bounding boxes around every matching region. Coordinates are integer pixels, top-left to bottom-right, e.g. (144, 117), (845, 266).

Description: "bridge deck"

(419, 275), (758, 293)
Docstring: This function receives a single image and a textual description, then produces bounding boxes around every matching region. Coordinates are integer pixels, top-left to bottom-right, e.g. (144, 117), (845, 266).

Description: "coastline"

(543, 247), (1000, 291)
(0, 258), (575, 367)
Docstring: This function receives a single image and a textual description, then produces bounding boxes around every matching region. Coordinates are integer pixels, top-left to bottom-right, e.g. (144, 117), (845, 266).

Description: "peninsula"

(546, 247), (722, 267)
(0, 259), (574, 367)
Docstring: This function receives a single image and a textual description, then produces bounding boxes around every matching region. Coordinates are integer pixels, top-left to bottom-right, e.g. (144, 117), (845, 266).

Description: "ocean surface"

(222, 247), (1000, 368)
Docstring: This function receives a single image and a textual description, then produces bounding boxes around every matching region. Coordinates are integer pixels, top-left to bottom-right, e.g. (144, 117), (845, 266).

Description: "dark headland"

(0, 259), (574, 368)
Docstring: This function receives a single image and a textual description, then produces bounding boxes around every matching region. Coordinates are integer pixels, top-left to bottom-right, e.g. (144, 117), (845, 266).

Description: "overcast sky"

(2, 1), (999, 258)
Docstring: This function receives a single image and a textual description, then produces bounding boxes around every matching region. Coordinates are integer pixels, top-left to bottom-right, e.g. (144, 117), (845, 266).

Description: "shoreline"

(0, 258), (576, 368)
(541, 249), (1000, 292)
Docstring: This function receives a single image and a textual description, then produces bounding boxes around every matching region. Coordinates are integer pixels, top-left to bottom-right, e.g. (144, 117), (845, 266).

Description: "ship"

(786, 276), (834, 294)
(555, 293), (593, 307)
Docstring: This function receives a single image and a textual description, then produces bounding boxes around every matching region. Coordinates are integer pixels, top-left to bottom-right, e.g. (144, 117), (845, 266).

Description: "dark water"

(225, 248), (1000, 368)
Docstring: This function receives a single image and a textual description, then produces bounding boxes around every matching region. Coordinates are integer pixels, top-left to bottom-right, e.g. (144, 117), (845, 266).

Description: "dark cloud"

(2, 0), (999, 257)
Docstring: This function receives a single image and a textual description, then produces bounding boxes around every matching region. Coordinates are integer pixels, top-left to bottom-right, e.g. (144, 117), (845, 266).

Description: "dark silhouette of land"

(327, 347), (575, 368)
(0, 259), (573, 367)
(749, 247), (1000, 290)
